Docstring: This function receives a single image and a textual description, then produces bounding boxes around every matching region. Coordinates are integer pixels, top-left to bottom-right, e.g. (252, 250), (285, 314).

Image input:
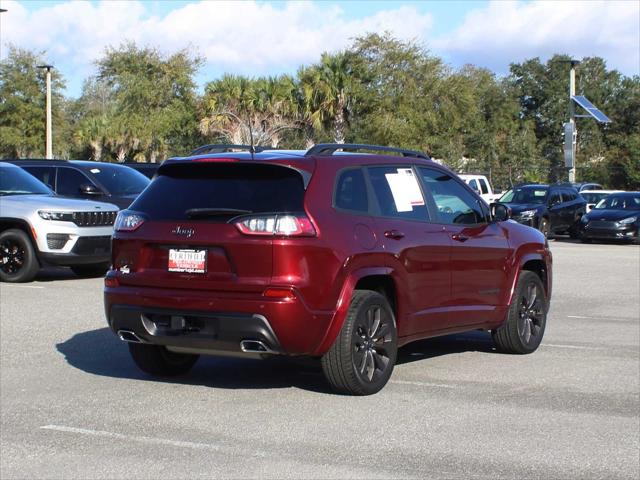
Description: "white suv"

(0, 163), (119, 282)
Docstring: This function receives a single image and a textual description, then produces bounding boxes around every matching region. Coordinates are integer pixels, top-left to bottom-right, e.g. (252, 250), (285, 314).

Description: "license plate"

(168, 249), (206, 274)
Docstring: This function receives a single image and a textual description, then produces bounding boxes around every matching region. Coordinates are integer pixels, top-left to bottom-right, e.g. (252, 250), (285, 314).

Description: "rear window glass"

(130, 163), (305, 221)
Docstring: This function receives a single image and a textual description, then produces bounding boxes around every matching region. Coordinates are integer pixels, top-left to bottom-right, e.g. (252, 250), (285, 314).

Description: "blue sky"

(1, 0), (638, 98)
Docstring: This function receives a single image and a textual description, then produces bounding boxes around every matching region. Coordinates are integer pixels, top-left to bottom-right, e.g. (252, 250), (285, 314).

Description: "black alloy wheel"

(352, 304), (394, 384)
(492, 271), (547, 354)
(516, 282), (545, 347)
(0, 229), (39, 283)
(321, 290), (397, 395)
(539, 218), (550, 239)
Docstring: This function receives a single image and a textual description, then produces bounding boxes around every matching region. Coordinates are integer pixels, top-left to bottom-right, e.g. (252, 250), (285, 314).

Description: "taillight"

(234, 214), (316, 237)
(114, 210), (146, 232)
(192, 157), (239, 163)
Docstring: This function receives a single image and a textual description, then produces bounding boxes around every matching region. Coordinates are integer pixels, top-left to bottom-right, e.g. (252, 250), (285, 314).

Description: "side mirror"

(491, 203), (511, 222)
(79, 183), (102, 195)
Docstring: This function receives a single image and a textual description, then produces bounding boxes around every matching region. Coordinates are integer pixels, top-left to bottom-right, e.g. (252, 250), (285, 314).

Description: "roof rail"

(305, 143), (430, 160)
(190, 144), (268, 156)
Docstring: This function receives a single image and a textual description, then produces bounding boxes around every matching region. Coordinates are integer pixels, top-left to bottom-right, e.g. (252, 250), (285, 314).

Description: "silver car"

(0, 162), (119, 282)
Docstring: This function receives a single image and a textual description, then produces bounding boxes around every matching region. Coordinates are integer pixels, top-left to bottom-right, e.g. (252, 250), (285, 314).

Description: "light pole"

(567, 60), (579, 183)
(37, 65), (54, 159)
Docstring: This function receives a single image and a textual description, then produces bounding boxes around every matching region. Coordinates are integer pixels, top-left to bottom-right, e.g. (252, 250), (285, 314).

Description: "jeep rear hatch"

(112, 162), (310, 292)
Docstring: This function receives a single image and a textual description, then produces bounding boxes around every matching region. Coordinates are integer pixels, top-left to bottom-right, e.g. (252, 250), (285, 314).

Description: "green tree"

(0, 45), (67, 158)
(94, 43), (202, 162)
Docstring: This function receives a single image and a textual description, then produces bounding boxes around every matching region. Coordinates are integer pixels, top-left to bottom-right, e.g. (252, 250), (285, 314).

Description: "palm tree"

(298, 52), (352, 144)
(199, 74), (299, 147)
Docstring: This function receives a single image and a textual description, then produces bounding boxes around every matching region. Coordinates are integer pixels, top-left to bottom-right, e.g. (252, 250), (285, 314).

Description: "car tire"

(70, 262), (110, 277)
(321, 290), (397, 395)
(539, 218), (551, 239)
(0, 229), (40, 283)
(492, 271), (547, 354)
(128, 343), (199, 376)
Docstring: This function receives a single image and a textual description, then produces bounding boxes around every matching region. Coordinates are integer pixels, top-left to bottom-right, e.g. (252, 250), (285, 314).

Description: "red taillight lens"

(234, 214), (316, 237)
(104, 275), (119, 288)
(114, 210), (145, 232)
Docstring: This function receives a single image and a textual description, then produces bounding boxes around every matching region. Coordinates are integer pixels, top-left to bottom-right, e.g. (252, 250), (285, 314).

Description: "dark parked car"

(556, 182), (603, 192)
(105, 143), (552, 395)
(4, 159), (149, 209)
(498, 184), (586, 238)
(123, 162), (161, 179)
(579, 192), (640, 244)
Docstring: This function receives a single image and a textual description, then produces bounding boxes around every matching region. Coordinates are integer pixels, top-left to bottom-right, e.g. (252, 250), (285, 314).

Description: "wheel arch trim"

(312, 266), (394, 356)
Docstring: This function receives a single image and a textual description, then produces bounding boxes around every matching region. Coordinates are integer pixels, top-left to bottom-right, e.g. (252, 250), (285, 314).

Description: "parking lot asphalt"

(1, 240), (638, 479)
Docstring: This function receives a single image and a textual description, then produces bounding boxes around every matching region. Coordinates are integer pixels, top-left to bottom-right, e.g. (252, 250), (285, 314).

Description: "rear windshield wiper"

(185, 208), (253, 218)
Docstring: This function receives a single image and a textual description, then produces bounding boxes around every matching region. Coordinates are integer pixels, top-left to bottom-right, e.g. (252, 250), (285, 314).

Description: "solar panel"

(572, 95), (611, 123)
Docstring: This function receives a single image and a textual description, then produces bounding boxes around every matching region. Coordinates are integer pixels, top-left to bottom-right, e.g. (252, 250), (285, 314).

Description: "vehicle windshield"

(85, 164), (149, 195)
(0, 166), (52, 196)
(582, 192), (610, 204)
(594, 194), (640, 211)
(499, 187), (548, 204)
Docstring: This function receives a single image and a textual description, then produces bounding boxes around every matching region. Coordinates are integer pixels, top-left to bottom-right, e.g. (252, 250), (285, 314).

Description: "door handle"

(451, 233), (469, 242)
(384, 230), (405, 240)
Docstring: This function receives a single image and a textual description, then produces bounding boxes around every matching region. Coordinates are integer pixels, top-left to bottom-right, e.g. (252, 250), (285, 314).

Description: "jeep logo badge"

(171, 226), (195, 238)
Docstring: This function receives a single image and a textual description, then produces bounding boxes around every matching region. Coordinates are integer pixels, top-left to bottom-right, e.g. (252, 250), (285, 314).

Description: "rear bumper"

(110, 305), (283, 355)
(104, 284), (335, 356)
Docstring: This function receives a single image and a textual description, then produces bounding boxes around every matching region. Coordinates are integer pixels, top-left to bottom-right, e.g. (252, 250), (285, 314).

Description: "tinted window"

(367, 166), (428, 221)
(335, 169), (368, 212)
(57, 168), (93, 196)
(0, 165), (52, 196)
(468, 179), (478, 191)
(548, 192), (562, 206)
(500, 187), (548, 204)
(582, 192), (609, 204)
(563, 190), (576, 202)
(24, 166), (56, 189)
(84, 164), (149, 195)
(479, 178), (489, 194)
(131, 163), (305, 221)
(594, 194), (640, 211)
(419, 168), (485, 225)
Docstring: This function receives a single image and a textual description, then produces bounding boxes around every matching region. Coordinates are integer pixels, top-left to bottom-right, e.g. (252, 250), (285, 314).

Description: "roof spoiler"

(190, 144), (269, 156)
(305, 143), (430, 160)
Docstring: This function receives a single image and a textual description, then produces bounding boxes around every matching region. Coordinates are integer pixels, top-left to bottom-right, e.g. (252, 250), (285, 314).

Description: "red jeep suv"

(104, 144), (552, 395)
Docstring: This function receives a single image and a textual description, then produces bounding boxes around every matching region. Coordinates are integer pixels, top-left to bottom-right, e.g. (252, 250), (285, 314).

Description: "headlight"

(618, 216), (637, 225)
(518, 209), (536, 218)
(38, 211), (71, 221)
(581, 215), (589, 224)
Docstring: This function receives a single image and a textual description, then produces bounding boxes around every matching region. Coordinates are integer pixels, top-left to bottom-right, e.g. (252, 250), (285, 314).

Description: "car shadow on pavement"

(56, 327), (498, 394)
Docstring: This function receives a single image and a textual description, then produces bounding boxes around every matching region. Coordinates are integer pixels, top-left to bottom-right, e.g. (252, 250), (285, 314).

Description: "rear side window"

(468, 179), (478, 192)
(130, 163), (305, 221)
(367, 166), (428, 221)
(334, 169), (368, 213)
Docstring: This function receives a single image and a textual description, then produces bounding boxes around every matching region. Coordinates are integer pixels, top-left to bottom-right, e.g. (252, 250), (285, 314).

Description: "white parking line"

(543, 343), (600, 350)
(567, 315), (590, 319)
(390, 380), (457, 389)
(0, 284), (44, 289)
(40, 425), (221, 451)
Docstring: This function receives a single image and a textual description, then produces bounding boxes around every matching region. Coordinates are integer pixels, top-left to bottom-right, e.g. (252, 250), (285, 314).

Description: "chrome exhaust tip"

(117, 330), (144, 343)
(240, 340), (273, 353)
